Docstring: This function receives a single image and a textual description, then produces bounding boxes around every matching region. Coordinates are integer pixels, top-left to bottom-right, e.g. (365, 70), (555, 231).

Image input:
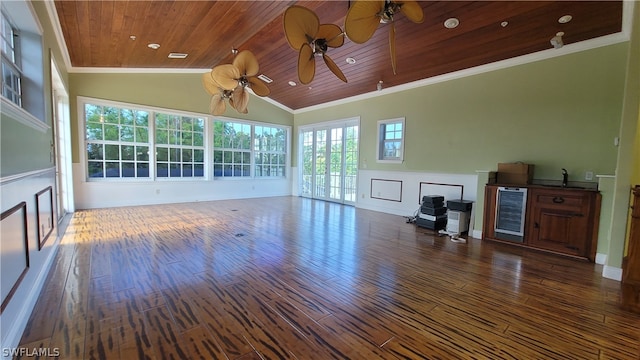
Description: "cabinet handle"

(534, 222), (539, 229)
(552, 196), (565, 204)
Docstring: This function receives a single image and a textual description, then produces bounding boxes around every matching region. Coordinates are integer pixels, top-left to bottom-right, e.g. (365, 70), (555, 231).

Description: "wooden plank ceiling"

(54, 1), (623, 111)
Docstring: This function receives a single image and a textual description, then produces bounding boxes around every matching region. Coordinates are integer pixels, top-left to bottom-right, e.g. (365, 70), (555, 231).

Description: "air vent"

(167, 53), (188, 59)
(257, 74), (273, 83)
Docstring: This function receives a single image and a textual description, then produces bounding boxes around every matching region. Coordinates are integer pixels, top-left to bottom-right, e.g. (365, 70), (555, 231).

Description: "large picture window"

(85, 104), (150, 178)
(155, 113), (205, 178)
(82, 98), (289, 181)
(254, 125), (286, 177)
(213, 120), (288, 178)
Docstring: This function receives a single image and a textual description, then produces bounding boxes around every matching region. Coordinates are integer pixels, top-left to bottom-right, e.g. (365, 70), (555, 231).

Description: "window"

(377, 117), (405, 163)
(82, 98), (289, 181)
(254, 125), (286, 177)
(0, 2), (45, 129)
(85, 104), (150, 178)
(1, 11), (21, 106)
(213, 119), (288, 178)
(155, 113), (205, 178)
(213, 120), (251, 177)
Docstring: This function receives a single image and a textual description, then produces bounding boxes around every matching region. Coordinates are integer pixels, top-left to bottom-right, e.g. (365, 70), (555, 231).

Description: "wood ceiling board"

(54, 1), (624, 110)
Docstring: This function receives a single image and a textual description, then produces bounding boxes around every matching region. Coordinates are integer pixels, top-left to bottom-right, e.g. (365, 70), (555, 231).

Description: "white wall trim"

(602, 266), (623, 281)
(0, 167), (55, 186)
(471, 230), (483, 239)
(1, 97), (50, 132)
(595, 253), (607, 265)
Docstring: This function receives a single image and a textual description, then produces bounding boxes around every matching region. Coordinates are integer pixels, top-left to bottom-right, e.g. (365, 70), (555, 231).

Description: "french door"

(51, 60), (74, 220)
(300, 119), (358, 204)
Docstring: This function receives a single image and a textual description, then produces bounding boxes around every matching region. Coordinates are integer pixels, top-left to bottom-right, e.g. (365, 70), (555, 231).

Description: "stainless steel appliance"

(495, 187), (528, 242)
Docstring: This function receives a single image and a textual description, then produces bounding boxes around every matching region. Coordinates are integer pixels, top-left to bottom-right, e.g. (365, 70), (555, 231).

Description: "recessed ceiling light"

(500, 21), (508, 28)
(168, 53), (188, 59)
(129, 35), (136, 40)
(288, 81), (297, 86)
(444, 18), (459, 29)
(346, 57), (356, 64)
(147, 43), (160, 50)
(558, 15), (572, 24)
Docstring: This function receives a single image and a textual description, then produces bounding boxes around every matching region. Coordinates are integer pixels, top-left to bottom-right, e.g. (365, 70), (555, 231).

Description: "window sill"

(376, 159), (403, 164)
(1, 97), (49, 132)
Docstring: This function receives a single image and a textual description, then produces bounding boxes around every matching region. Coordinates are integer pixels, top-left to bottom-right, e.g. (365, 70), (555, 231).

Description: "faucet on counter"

(562, 168), (568, 187)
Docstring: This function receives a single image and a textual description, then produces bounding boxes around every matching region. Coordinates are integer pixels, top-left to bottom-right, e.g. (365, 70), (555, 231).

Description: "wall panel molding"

(0, 202), (30, 313)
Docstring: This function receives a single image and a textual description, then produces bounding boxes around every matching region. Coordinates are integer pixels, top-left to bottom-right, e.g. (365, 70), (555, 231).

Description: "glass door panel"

(301, 130), (314, 197)
(329, 128), (343, 201)
(344, 125), (358, 203)
(314, 130), (327, 199)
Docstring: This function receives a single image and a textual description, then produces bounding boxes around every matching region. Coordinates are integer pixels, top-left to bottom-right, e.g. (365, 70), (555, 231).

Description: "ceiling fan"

(283, 5), (347, 85)
(202, 50), (270, 115)
(345, 0), (424, 74)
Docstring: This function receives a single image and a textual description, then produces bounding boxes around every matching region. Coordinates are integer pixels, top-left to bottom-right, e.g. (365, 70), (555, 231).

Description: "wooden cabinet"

(527, 187), (601, 260)
(483, 184), (601, 261)
(622, 185), (640, 313)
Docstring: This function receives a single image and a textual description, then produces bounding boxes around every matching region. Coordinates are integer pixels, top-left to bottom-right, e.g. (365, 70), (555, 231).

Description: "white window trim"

(78, 96), (211, 182)
(1, 96), (49, 131)
(212, 116), (291, 180)
(376, 117), (405, 164)
(0, 1), (47, 131)
(77, 97), (291, 183)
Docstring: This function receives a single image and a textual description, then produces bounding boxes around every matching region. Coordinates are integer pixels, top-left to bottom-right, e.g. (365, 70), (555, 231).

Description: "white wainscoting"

(356, 169), (479, 222)
(72, 163), (294, 209)
(0, 168), (59, 352)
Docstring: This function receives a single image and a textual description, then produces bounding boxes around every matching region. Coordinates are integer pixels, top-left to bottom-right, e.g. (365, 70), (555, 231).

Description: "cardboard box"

(496, 163), (534, 185)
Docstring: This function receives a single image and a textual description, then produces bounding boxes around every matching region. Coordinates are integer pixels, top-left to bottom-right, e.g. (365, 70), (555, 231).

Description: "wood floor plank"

(17, 197), (640, 359)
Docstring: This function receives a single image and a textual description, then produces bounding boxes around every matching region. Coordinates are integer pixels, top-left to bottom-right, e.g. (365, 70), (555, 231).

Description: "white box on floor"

(447, 210), (469, 233)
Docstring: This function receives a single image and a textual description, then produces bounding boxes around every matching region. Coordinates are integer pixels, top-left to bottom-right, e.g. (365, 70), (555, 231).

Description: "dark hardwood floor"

(17, 196), (640, 359)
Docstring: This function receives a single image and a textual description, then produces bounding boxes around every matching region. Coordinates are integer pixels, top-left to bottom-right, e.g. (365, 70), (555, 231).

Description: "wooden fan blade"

(202, 71), (219, 95)
(284, 5), (319, 50)
(233, 50), (259, 77)
(210, 94), (226, 115)
(231, 87), (249, 114)
(318, 24), (344, 48)
(399, 1), (424, 23)
(248, 77), (270, 97)
(298, 43), (315, 85)
(323, 54), (347, 83)
(389, 22), (397, 75)
(211, 64), (240, 90)
(344, 0), (384, 44)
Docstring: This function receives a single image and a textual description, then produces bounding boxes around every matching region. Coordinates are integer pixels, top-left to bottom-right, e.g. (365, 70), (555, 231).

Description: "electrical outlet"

(585, 171), (594, 181)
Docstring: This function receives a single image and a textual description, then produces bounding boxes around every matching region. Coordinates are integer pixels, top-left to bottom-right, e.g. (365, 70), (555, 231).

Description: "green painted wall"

(0, 114), (53, 175)
(0, 1), (68, 177)
(68, 72), (293, 162)
(606, 3), (640, 269)
(294, 43), (627, 184)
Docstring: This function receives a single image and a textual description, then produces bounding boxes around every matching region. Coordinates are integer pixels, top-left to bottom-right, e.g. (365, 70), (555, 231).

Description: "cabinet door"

(529, 207), (588, 256)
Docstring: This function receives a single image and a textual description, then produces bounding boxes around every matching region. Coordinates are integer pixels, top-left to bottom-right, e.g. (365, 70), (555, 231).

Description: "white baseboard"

(471, 229), (482, 239)
(595, 253), (607, 265)
(602, 266), (622, 281)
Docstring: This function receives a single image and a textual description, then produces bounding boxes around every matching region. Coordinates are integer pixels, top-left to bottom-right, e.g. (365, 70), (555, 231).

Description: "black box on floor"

(446, 200), (473, 212)
(420, 206), (447, 216)
(422, 195), (444, 206)
(416, 217), (446, 230)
